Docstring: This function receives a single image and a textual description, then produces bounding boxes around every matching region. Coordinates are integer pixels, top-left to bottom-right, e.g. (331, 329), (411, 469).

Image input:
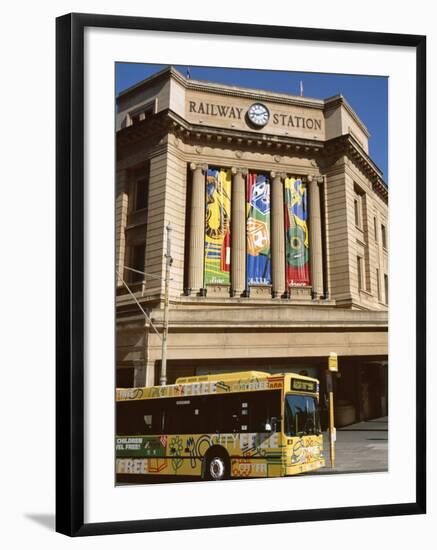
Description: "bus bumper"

(285, 458), (325, 476)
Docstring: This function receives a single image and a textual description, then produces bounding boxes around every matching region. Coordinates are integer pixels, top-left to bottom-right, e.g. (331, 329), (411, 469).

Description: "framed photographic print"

(56, 13), (426, 536)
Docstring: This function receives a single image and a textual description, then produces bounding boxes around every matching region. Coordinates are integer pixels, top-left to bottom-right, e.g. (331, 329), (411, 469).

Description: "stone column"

(188, 163), (206, 295)
(271, 171), (286, 298)
(231, 167), (247, 297)
(308, 175), (324, 298)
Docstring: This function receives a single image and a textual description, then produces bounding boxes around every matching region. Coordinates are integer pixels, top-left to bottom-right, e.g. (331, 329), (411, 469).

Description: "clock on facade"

(247, 103), (270, 127)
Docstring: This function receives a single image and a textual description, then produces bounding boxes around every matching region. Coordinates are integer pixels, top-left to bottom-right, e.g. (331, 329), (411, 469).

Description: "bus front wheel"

(204, 449), (230, 481)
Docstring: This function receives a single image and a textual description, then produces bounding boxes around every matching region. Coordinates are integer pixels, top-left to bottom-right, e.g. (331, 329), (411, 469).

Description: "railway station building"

(115, 66), (389, 425)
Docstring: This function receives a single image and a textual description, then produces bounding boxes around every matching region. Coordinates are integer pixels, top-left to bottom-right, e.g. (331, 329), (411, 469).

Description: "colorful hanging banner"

(284, 177), (310, 286)
(204, 168), (231, 285)
(246, 173), (271, 286)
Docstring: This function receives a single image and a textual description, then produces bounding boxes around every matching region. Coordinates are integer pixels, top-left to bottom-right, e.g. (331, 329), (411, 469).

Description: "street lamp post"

(160, 223), (173, 386)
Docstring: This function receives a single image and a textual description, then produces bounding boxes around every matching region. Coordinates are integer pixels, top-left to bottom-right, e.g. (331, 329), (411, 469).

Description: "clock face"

(247, 103), (270, 127)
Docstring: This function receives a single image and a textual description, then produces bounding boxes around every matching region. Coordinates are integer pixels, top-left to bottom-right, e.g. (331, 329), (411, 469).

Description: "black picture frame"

(56, 12), (426, 537)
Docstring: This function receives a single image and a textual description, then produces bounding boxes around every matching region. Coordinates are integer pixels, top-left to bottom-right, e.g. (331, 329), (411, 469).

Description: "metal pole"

(326, 370), (336, 468)
(329, 385), (336, 468)
(160, 223), (172, 386)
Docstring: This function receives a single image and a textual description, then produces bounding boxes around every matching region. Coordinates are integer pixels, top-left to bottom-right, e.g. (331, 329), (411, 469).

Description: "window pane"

(354, 199), (360, 226)
(376, 268), (381, 301)
(131, 245), (145, 282)
(357, 256), (363, 290)
(117, 400), (164, 435)
(381, 224), (387, 248)
(135, 176), (149, 210)
(284, 395), (321, 436)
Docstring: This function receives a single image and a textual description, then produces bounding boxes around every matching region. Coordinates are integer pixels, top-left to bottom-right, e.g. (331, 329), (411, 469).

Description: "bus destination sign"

(291, 379), (317, 392)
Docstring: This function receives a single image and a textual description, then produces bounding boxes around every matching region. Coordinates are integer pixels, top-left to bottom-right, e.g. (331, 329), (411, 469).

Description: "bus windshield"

(284, 394), (321, 436)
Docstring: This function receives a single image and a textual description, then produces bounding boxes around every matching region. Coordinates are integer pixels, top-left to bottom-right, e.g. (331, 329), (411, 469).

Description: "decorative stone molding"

(288, 286), (313, 301)
(249, 286), (272, 299)
(207, 285), (231, 298)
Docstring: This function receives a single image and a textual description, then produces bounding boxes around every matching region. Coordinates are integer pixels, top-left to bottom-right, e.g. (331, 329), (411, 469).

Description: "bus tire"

(203, 447), (230, 481)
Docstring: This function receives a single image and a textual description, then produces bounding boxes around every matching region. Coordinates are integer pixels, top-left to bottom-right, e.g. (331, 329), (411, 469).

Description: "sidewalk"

(312, 417), (388, 475)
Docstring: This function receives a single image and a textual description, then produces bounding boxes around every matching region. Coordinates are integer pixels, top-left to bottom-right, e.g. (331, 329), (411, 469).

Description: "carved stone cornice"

(117, 108), (388, 202)
(323, 134), (388, 202)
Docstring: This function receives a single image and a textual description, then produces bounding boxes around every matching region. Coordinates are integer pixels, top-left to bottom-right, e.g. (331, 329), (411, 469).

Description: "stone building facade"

(115, 67), (389, 424)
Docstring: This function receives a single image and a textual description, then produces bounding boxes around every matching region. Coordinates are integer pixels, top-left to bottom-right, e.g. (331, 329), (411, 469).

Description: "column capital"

(308, 174), (324, 185)
(231, 167), (248, 176)
(190, 162), (208, 172)
(270, 171), (287, 180)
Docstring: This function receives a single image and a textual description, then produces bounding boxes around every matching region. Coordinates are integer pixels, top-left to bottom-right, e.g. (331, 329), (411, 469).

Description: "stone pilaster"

(116, 168), (129, 287)
(187, 163), (207, 295)
(231, 167), (247, 297)
(271, 171), (286, 298)
(308, 175), (324, 298)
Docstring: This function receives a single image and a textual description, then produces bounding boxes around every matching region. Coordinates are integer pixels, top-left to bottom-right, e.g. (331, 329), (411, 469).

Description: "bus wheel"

(204, 449), (230, 481)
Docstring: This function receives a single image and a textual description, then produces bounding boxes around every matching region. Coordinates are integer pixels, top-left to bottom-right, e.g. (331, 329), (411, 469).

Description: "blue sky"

(116, 64), (388, 181)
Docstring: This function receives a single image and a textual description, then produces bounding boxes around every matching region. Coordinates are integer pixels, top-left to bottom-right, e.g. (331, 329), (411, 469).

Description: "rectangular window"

(116, 400), (164, 435)
(357, 256), (363, 291)
(384, 273), (389, 304)
(284, 394), (321, 436)
(135, 175), (149, 211)
(376, 268), (381, 301)
(164, 396), (208, 435)
(354, 199), (360, 227)
(374, 217), (378, 242)
(381, 224), (387, 249)
(130, 244), (145, 283)
(353, 185), (364, 229)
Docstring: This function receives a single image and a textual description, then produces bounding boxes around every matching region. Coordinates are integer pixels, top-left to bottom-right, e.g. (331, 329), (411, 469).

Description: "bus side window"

(147, 400), (165, 435)
(143, 414), (153, 432)
(247, 391), (281, 432)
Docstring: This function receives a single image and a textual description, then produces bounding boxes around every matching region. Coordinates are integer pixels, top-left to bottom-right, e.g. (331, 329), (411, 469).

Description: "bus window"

(245, 390), (281, 432)
(284, 394), (321, 436)
(164, 396), (207, 434)
(117, 399), (164, 435)
(202, 393), (240, 433)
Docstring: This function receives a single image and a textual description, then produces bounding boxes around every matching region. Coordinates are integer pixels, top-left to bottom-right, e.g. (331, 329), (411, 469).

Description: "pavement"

(312, 416), (388, 475)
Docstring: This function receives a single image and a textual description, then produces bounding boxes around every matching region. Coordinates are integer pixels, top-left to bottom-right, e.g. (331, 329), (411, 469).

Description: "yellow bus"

(116, 371), (325, 482)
